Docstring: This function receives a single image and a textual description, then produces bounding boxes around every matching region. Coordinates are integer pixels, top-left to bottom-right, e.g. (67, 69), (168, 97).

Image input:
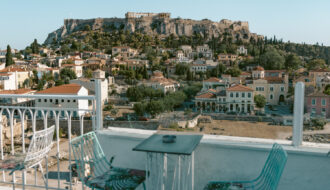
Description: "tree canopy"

(5, 45), (14, 67)
(254, 94), (266, 109)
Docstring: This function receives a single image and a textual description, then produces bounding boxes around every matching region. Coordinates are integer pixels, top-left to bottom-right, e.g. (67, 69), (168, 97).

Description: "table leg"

(192, 151), (194, 190)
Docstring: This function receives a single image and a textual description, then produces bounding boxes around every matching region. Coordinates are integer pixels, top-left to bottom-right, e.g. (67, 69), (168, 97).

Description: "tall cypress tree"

(31, 39), (39, 54)
(5, 45), (14, 67)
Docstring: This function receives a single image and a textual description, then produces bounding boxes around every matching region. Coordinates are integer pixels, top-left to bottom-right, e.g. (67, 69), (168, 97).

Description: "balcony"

(0, 81), (328, 190)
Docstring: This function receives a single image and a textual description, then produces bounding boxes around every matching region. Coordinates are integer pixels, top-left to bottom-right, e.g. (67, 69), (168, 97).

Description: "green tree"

(225, 66), (241, 77)
(183, 82), (202, 100)
(324, 84), (330, 95)
(133, 102), (147, 116)
(60, 68), (77, 83)
(60, 44), (70, 55)
(30, 39), (40, 54)
(259, 48), (285, 70)
(284, 54), (301, 71)
(83, 25), (91, 31)
(175, 63), (189, 75)
(5, 45), (14, 67)
(254, 94), (266, 109)
(84, 69), (93, 78)
(307, 59), (326, 70)
(146, 100), (165, 117)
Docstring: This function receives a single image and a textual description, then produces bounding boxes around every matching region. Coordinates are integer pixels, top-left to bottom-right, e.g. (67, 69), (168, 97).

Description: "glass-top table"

(133, 132), (203, 190)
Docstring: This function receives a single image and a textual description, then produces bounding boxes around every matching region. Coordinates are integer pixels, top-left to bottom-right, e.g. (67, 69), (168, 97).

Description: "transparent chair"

(70, 131), (146, 190)
(0, 125), (55, 185)
(204, 143), (288, 190)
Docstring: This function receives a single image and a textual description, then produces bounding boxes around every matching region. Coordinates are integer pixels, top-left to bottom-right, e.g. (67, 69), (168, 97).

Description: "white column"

(293, 82), (305, 146)
(95, 79), (103, 130)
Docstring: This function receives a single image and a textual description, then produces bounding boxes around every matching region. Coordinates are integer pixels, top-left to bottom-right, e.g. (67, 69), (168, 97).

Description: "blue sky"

(1, 0), (330, 50)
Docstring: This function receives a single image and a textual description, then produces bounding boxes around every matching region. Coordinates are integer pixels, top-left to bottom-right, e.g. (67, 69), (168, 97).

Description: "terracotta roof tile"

(253, 66), (264, 71)
(0, 89), (35, 94)
(36, 84), (82, 95)
(204, 77), (222, 82)
(195, 92), (216, 99)
(227, 84), (253, 92)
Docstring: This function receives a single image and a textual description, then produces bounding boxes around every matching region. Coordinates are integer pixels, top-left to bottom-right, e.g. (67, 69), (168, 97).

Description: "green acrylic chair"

(204, 143), (288, 190)
(71, 131), (146, 190)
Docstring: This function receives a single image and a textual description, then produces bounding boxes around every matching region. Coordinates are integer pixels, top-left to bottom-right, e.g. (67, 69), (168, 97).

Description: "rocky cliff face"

(44, 14), (263, 44)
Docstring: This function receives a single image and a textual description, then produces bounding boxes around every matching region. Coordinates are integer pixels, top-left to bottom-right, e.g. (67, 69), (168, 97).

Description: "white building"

(35, 84), (89, 117)
(143, 71), (180, 93)
(237, 45), (248, 55)
(190, 63), (207, 73)
(196, 44), (213, 59)
(0, 73), (16, 90)
(70, 78), (108, 105)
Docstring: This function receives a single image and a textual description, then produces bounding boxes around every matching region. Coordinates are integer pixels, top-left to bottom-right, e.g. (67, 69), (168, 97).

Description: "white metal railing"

(0, 79), (103, 190)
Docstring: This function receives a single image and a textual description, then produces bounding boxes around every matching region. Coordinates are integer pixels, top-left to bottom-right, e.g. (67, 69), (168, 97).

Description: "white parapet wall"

(97, 127), (330, 190)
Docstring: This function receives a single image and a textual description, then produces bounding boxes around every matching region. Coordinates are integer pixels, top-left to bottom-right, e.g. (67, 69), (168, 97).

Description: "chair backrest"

(24, 125), (55, 164)
(70, 131), (110, 181)
(253, 143), (288, 190)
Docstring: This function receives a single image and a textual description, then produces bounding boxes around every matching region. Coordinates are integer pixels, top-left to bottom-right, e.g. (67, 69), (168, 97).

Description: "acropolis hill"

(44, 12), (263, 44)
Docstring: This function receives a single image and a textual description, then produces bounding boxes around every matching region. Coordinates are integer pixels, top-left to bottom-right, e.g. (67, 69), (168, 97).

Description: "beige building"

(0, 66), (30, 89)
(112, 46), (138, 58)
(226, 85), (254, 113)
(142, 71), (179, 93)
(248, 67), (288, 105)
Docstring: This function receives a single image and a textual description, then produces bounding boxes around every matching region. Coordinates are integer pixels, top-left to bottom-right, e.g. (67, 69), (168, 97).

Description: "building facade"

(35, 84), (89, 117)
(305, 92), (330, 118)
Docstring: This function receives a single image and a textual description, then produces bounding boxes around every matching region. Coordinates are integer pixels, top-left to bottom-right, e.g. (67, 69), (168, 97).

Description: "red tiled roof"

(0, 73), (11, 76)
(195, 92), (216, 99)
(0, 67), (27, 72)
(253, 66), (264, 71)
(204, 77), (221, 82)
(36, 84), (82, 94)
(227, 84), (253, 92)
(0, 89), (35, 94)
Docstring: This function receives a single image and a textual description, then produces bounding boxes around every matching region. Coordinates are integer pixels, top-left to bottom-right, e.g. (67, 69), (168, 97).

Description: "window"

(256, 87), (264, 91)
(270, 86), (274, 91)
(248, 93), (251, 98)
(223, 98), (226, 102)
(73, 99), (76, 103)
(38, 99), (41, 102)
(68, 100), (70, 103)
(270, 94), (273, 100)
(230, 93), (233, 98)
(55, 99), (59, 104)
(280, 86), (285, 92)
(50, 99), (53, 103)
(242, 93), (245, 98)
(236, 93), (239, 98)
(312, 98), (316, 105)
(311, 108), (316, 116)
(44, 99), (47, 102)
(321, 99), (326, 106)
(321, 108), (326, 116)
(62, 99), (64, 103)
